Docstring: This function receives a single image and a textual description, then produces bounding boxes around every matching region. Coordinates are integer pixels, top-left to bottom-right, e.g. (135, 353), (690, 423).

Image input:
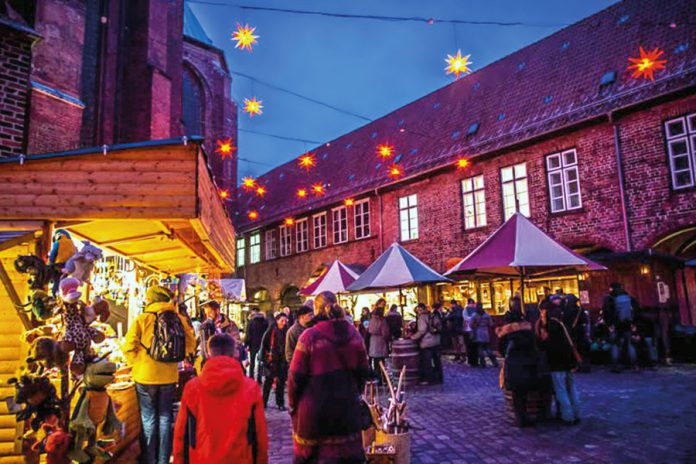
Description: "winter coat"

(385, 310), (403, 340)
(463, 305), (476, 333)
(288, 319), (369, 457)
(448, 305), (465, 335)
(536, 307), (577, 372)
(367, 315), (390, 358)
(260, 325), (288, 377)
(244, 313), (268, 352)
(123, 302), (196, 385)
(602, 290), (638, 330)
(285, 321), (306, 363)
(497, 322), (539, 392)
(471, 311), (493, 343)
(199, 314), (242, 358)
(411, 312), (441, 349)
(173, 356), (268, 464)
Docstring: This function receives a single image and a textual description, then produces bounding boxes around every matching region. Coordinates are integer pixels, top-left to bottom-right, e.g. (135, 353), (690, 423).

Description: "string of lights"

(238, 128), (322, 144)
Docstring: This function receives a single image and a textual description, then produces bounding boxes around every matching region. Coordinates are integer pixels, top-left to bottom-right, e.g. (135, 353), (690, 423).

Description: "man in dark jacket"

(602, 282), (638, 372)
(260, 313), (289, 410)
(385, 305), (403, 341)
(448, 300), (465, 362)
(285, 306), (313, 363)
(244, 309), (268, 382)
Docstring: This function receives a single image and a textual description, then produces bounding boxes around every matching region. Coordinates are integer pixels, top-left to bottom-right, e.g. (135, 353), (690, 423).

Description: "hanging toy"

(31, 415), (71, 464)
(6, 374), (62, 434)
(63, 242), (103, 283)
(14, 255), (57, 291)
(48, 229), (77, 295)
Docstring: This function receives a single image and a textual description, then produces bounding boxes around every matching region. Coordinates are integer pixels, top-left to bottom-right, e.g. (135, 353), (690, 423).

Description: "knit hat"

(146, 285), (173, 304)
(296, 306), (312, 317)
(59, 277), (82, 303)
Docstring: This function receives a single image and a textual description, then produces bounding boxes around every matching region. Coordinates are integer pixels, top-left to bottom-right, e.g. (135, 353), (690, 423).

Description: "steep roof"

(184, 3), (213, 45)
(236, 0), (696, 232)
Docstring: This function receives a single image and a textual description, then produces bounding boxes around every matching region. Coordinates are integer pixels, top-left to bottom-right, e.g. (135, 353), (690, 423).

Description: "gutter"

(609, 111), (632, 252)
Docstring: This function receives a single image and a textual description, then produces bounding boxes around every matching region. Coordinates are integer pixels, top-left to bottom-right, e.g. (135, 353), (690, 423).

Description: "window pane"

(515, 178), (528, 195)
(410, 194), (417, 206)
(688, 114), (696, 133)
(670, 139), (688, 156)
(473, 175), (484, 190)
(549, 171), (562, 186)
(565, 168), (578, 181)
(551, 185), (564, 199)
(567, 180), (580, 195)
(462, 179), (473, 192)
(666, 118), (686, 138)
(514, 163), (526, 178)
(547, 154), (561, 170)
(675, 170), (694, 188)
(477, 211), (487, 227)
(568, 194), (581, 209)
(501, 167), (513, 182)
(552, 198), (564, 212)
(399, 197), (407, 209)
(562, 150), (577, 166)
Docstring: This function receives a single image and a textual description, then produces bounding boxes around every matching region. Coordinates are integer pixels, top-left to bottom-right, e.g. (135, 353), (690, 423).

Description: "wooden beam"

(0, 260), (32, 330)
(0, 231), (36, 253)
(99, 232), (170, 247)
(0, 221), (45, 231)
(128, 246), (183, 258)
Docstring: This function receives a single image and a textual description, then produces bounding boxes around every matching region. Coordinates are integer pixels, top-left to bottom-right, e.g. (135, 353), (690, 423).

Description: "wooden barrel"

(390, 339), (419, 386)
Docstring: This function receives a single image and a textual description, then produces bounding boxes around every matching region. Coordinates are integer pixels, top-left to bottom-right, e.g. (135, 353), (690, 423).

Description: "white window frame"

(265, 230), (277, 260)
(398, 194), (419, 241)
(249, 232), (261, 264)
(296, 218), (309, 253)
(236, 237), (246, 268)
(312, 212), (327, 249)
(546, 148), (582, 213)
(354, 199), (370, 240)
(461, 175), (487, 230)
(279, 225), (292, 257)
(664, 114), (696, 190)
(500, 162), (530, 220)
(332, 206), (348, 244)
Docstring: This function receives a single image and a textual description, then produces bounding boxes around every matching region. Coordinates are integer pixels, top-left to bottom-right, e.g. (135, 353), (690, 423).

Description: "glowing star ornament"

(296, 188), (308, 199)
(344, 198), (355, 206)
(376, 143), (394, 160)
(627, 46), (666, 81)
(311, 183), (325, 196)
(297, 152), (317, 172)
(219, 189), (230, 200)
(243, 97), (263, 117)
(215, 138), (236, 159)
(284, 218), (295, 226)
(388, 164), (404, 180)
(241, 177), (257, 191)
(232, 23), (259, 52)
(445, 50), (472, 79)
(456, 158), (470, 170)
(255, 186), (267, 197)
(247, 210), (259, 220)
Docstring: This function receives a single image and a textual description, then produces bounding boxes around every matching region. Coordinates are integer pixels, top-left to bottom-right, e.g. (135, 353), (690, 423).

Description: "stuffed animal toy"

(48, 229), (77, 296)
(63, 242), (102, 283)
(14, 255), (58, 291)
(68, 360), (122, 463)
(20, 290), (59, 321)
(21, 324), (59, 345)
(26, 337), (70, 374)
(30, 415), (71, 464)
(6, 374), (62, 433)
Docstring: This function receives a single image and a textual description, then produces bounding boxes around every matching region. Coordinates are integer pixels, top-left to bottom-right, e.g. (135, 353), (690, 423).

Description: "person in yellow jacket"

(123, 286), (195, 464)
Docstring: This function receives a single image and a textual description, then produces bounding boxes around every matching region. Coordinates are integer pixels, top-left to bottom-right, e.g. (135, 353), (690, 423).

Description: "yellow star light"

(219, 189), (230, 200)
(215, 138), (236, 159)
(456, 158), (470, 170)
(232, 23), (259, 52)
(296, 188), (308, 199)
(284, 218), (295, 226)
(242, 177), (257, 191)
(445, 50), (472, 79)
(243, 97), (263, 117)
(247, 210), (259, 220)
(388, 164), (404, 180)
(255, 186), (267, 197)
(376, 143), (394, 160)
(344, 198), (355, 206)
(298, 152), (317, 172)
(627, 46), (666, 81)
(311, 183), (325, 196)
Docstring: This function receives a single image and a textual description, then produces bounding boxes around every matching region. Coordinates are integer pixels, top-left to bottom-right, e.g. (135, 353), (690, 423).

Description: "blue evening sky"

(188, 0), (617, 180)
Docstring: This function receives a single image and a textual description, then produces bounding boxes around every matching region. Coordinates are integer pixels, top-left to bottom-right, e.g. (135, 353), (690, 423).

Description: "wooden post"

(0, 260), (31, 330)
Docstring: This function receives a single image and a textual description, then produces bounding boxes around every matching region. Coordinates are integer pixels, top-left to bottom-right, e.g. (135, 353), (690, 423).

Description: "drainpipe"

(609, 112), (632, 252)
(374, 187), (384, 254)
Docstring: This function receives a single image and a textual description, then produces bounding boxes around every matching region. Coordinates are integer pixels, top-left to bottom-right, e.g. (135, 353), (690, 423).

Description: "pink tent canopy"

(300, 260), (360, 296)
(445, 213), (606, 277)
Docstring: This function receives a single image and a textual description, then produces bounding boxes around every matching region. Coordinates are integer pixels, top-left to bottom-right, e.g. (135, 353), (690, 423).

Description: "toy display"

(63, 242), (103, 283)
(31, 415), (71, 464)
(6, 374), (62, 434)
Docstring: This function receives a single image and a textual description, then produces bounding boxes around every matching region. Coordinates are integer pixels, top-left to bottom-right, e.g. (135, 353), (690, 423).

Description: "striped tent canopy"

(300, 260), (360, 296)
(347, 242), (449, 291)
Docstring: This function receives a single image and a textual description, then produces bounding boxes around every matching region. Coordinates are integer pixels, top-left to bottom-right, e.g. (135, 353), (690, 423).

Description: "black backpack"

(428, 312), (443, 335)
(148, 311), (186, 363)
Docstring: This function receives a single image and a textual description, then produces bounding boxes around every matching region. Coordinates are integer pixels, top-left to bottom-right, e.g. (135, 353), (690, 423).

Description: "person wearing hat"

(285, 306), (313, 364)
(199, 300), (242, 361)
(123, 285), (196, 464)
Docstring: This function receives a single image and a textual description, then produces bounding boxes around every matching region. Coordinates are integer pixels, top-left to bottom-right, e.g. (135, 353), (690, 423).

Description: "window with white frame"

(398, 194), (419, 241)
(236, 237), (245, 268)
(296, 219), (309, 252)
(312, 213), (327, 248)
(332, 206), (348, 244)
(265, 230), (277, 260)
(354, 199), (370, 239)
(462, 175), (487, 229)
(665, 113), (696, 189)
(279, 225), (292, 257)
(249, 232), (261, 264)
(501, 163), (530, 220)
(546, 149), (582, 213)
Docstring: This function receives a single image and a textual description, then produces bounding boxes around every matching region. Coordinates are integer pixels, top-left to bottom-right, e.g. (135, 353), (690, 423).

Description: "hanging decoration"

(214, 138), (236, 159)
(241, 177), (257, 191)
(376, 143), (394, 160)
(232, 23), (259, 52)
(311, 183), (325, 196)
(284, 218), (295, 226)
(445, 50), (472, 79)
(243, 97), (263, 117)
(344, 198), (355, 206)
(296, 188), (308, 199)
(255, 186), (267, 197)
(456, 158), (470, 170)
(247, 210), (259, 220)
(627, 46), (666, 81)
(297, 152), (317, 172)
(388, 164), (404, 180)
(219, 189), (230, 200)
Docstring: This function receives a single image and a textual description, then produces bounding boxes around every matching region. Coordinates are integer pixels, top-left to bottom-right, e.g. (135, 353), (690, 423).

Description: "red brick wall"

(0, 26), (32, 157)
(26, 92), (82, 153)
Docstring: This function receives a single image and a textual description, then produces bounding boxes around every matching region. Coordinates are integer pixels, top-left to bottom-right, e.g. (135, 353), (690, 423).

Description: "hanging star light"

(214, 138), (236, 159)
(241, 177), (257, 191)
(627, 46), (666, 81)
(296, 188), (308, 199)
(344, 198), (355, 206)
(284, 218), (295, 226)
(243, 97), (263, 117)
(297, 152), (317, 172)
(255, 186), (267, 197)
(445, 50), (472, 79)
(247, 210), (259, 220)
(219, 189), (230, 200)
(232, 23), (259, 52)
(376, 143), (394, 160)
(388, 164), (404, 180)
(456, 158), (470, 170)
(311, 183), (325, 196)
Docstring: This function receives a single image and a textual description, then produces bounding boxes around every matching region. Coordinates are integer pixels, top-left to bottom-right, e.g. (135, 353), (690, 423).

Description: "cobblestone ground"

(264, 360), (696, 464)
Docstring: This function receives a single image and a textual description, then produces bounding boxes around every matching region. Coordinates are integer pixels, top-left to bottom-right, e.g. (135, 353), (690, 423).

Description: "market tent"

(348, 242), (449, 291)
(300, 260), (359, 296)
(445, 212), (606, 276)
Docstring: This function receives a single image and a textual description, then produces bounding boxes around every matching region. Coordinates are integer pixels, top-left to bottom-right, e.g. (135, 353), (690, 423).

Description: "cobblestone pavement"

(264, 361), (696, 464)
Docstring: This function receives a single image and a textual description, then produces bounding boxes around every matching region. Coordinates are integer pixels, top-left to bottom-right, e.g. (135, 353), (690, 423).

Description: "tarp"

(445, 212), (607, 276)
(348, 242), (449, 291)
(300, 260), (359, 296)
(218, 278), (247, 301)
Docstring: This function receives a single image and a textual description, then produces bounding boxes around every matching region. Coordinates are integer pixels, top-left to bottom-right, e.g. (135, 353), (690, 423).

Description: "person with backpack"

(259, 313), (289, 410)
(244, 308), (269, 382)
(602, 282), (638, 372)
(411, 303), (443, 385)
(123, 285), (196, 464)
(173, 333), (269, 464)
(471, 303), (499, 368)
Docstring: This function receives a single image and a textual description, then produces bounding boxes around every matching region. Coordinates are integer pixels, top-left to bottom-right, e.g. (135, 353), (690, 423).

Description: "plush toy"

(21, 324), (59, 345)
(68, 360), (122, 463)
(20, 290), (59, 321)
(48, 229), (77, 296)
(26, 337), (70, 374)
(14, 255), (58, 291)
(6, 374), (62, 433)
(30, 415), (71, 464)
(63, 242), (102, 283)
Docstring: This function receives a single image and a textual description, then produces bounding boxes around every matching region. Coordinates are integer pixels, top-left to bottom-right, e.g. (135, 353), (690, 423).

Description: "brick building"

(235, 0), (696, 325)
(0, 0), (237, 192)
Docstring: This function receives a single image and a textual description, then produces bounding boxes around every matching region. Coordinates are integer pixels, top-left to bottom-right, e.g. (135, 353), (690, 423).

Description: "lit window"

(332, 206), (348, 244)
(354, 199), (370, 239)
(249, 232), (261, 264)
(279, 225), (292, 257)
(398, 194), (419, 241)
(236, 237), (245, 268)
(462, 175), (487, 229)
(265, 230), (276, 260)
(296, 219), (309, 253)
(664, 114), (696, 189)
(501, 163), (530, 220)
(312, 213), (327, 249)
(546, 149), (582, 213)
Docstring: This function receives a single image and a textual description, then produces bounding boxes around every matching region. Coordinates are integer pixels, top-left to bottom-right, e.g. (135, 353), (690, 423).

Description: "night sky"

(187, 0), (617, 180)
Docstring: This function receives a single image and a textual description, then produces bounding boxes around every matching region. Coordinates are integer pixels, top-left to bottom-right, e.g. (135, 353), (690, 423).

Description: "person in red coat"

(173, 333), (268, 464)
(288, 291), (370, 464)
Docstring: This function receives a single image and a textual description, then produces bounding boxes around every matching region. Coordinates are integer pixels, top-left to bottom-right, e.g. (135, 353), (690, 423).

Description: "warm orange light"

(296, 188), (308, 199)
(456, 158), (470, 170)
(247, 210), (259, 220)
(215, 138), (236, 159)
(243, 97), (263, 117)
(255, 186), (267, 197)
(344, 198), (355, 206)
(232, 23), (259, 52)
(627, 46), (666, 81)
(377, 143), (394, 160)
(219, 189), (230, 200)
(284, 218), (295, 226)
(445, 50), (472, 79)
(298, 152), (317, 172)
(242, 177), (257, 191)
(388, 164), (404, 179)
(311, 183), (325, 196)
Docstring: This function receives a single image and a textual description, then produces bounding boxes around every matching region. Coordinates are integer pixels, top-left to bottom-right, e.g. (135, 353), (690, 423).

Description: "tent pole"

(399, 286), (405, 317)
(519, 267), (526, 306)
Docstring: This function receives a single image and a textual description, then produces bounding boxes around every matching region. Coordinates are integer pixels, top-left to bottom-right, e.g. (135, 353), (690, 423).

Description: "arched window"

(182, 65), (205, 135)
